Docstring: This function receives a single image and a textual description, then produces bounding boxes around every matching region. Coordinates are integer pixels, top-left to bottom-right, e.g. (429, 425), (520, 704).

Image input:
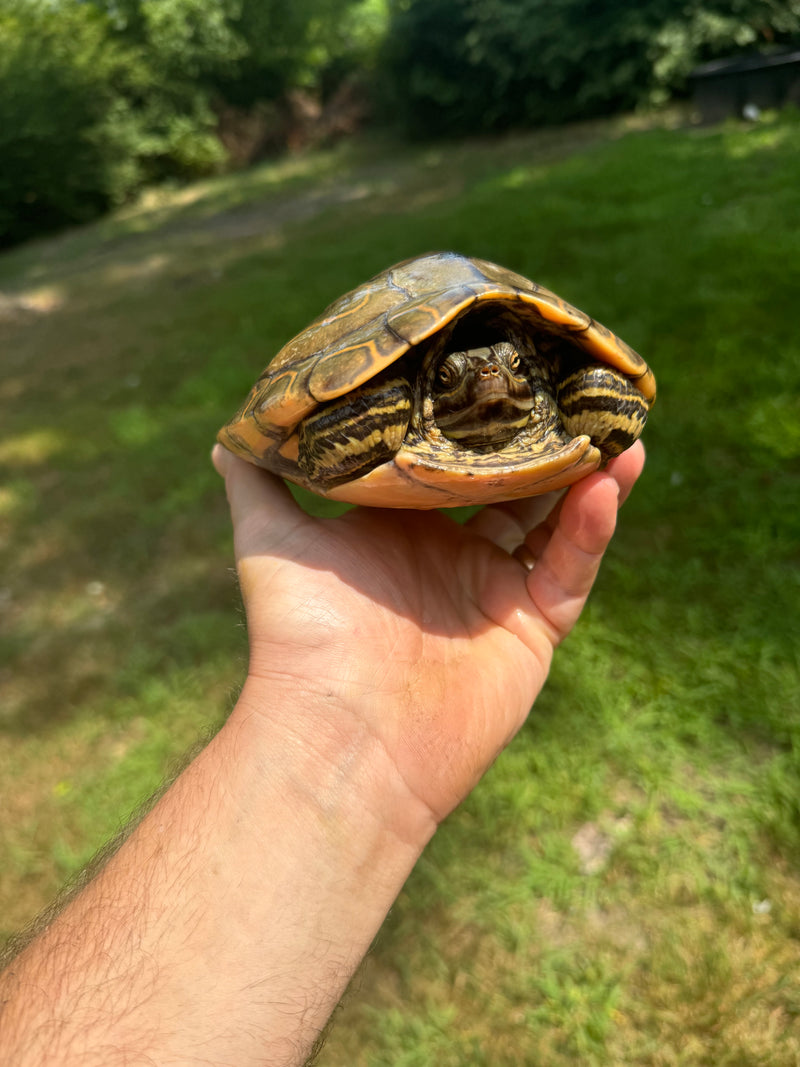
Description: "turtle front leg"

(298, 374), (413, 490)
(557, 364), (650, 462)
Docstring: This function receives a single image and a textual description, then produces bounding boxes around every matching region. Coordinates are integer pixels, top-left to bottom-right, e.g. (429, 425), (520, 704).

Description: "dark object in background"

(690, 49), (800, 124)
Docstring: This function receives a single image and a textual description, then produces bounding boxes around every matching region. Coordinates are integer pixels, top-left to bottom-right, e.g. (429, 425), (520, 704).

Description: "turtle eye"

(436, 354), (463, 389)
(492, 342), (520, 370)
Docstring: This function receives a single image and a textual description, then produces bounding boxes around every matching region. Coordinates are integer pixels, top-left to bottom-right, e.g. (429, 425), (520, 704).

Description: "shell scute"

(387, 251), (487, 295)
(308, 330), (408, 401)
(515, 287), (593, 331)
(250, 356), (320, 428)
(278, 284), (400, 370)
(470, 256), (541, 295)
(578, 321), (656, 404)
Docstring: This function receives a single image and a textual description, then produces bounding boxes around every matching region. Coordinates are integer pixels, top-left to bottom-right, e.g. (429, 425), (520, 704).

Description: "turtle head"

(431, 342), (534, 449)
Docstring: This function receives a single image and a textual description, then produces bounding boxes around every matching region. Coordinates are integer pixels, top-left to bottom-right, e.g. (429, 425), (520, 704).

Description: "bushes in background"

(0, 2), (141, 245)
(381, 0), (800, 136)
(0, 0), (383, 245)
(1, 0), (798, 245)
(0, 0), (237, 246)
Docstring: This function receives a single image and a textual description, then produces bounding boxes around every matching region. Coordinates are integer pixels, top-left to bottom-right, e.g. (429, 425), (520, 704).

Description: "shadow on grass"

(3, 116), (800, 1063)
(2, 116), (799, 758)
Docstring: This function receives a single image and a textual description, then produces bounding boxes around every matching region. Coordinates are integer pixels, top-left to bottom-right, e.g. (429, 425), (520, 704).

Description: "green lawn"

(1, 111), (799, 1064)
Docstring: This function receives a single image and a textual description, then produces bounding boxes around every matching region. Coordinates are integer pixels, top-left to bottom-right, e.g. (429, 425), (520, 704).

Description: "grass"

(1, 109), (800, 1062)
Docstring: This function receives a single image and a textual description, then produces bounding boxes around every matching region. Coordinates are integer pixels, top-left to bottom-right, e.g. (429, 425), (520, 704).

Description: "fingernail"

(512, 544), (537, 572)
(211, 443), (230, 477)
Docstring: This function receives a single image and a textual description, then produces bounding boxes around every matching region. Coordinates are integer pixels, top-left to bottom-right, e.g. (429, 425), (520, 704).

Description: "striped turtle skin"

(218, 253), (655, 509)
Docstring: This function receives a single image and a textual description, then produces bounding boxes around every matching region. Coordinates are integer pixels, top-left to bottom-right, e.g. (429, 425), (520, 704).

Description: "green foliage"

(652, 1), (800, 98)
(0, 0), (233, 246)
(381, 0), (800, 136)
(0, 0), (145, 245)
(6, 0), (799, 246)
(137, 0), (244, 78)
(0, 0), (387, 245)
(209, 0), (388, 105)
(95, 0), (388, 107)
(91, 0), (244, 173)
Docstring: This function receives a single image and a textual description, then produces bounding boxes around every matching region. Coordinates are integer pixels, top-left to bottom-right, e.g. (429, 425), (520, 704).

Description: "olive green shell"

(218, 252), (655, 508)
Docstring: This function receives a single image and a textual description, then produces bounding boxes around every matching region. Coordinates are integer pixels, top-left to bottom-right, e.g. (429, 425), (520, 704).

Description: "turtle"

(217, 252), (655, 509)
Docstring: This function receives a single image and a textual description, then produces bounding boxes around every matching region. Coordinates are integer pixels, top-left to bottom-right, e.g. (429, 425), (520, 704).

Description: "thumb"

(211, 444), (305, 559)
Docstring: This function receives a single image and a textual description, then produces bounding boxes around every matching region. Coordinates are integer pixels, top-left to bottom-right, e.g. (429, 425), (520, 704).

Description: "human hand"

(0, 442), (646, 1067)
(212, 441), (645, 823)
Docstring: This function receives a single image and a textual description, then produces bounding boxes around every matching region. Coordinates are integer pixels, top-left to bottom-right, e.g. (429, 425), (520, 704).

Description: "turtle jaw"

(431, 345), (535, 449)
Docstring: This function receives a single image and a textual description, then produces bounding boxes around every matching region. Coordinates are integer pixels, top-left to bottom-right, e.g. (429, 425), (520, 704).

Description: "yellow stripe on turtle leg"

(558, 365), (650, 461)
(298, 376), (413, 490)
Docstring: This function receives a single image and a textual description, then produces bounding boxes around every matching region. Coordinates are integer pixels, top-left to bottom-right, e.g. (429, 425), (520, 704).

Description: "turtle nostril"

(481, 363), (501, 377)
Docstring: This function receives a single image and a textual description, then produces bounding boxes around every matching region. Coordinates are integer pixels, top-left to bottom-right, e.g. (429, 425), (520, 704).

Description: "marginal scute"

(251, 357), (319, 428)
(273, 284), (402, 378)
(471, 257), (540, 294)
(516, 288), (593, 331)
(217, 252), (655, 508)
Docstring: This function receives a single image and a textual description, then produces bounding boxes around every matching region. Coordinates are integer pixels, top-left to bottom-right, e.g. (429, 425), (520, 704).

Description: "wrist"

(229, 673), (439, 854)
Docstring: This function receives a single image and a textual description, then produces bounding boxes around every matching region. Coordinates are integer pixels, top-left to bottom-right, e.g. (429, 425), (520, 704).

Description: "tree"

(0, 0), (145, 244)
(208, 0), (387, 107)
(381, 0), (800, 137)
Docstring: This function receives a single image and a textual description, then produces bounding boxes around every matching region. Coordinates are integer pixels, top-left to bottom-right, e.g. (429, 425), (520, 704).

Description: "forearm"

(0, 682), (437, 1067)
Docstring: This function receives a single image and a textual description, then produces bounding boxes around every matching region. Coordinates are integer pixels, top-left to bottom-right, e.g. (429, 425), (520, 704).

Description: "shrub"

(380, 0), (800, 137)
(0, 0), (233, 246)
(0, 1), (144, 244)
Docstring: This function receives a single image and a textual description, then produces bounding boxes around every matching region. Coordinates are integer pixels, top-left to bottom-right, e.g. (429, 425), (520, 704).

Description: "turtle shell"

(218, 252), (655, 509)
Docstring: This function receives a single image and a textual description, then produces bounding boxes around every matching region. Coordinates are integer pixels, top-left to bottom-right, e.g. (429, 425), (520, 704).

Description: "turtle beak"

(470, 349), (532, 407)
(475, 354), (507, 395)
(474, 363), (518, 401)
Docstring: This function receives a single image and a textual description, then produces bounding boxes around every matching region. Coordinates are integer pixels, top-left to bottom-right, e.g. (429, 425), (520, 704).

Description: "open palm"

(213, 441), (645, 821)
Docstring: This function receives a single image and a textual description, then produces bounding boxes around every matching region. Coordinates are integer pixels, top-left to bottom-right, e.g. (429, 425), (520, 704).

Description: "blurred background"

(1, 1), (799, 1063)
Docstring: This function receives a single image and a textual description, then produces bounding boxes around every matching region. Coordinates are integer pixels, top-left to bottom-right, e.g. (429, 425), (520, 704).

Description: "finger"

(211, 444), (307, 559)
(605, 440), (646, 506)
(465, 490), (565, 553)
(511, 441), (646, 562)
(467, 436), (645, 554)
(525, 472), (621, 643)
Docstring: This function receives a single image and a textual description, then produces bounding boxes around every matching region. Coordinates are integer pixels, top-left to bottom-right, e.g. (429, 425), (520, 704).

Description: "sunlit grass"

(0, 428), (67, 465)
(1, 110), (799, 1062)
